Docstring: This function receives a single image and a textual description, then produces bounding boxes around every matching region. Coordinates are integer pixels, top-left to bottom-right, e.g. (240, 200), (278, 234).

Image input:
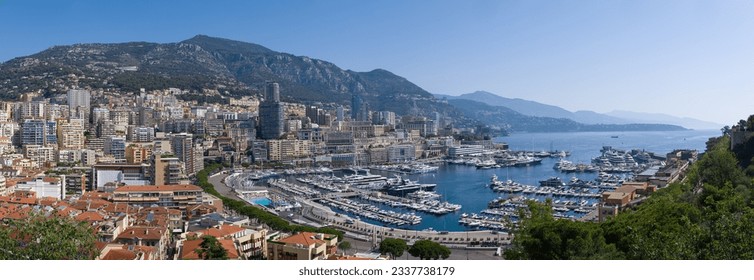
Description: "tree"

(379, 238), (407, 259)
(0, 214), (98, 260)
(408, 240), (451, 260)
(738, 119), (747, 131)
(195, 235), (229, 260)
(505, 200), (623, 260)
(338, 241), (352, 255)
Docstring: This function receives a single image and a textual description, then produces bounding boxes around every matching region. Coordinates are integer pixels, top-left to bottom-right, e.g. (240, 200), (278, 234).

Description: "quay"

(213, 172), (510, 248)
(303, 199), (510, 248)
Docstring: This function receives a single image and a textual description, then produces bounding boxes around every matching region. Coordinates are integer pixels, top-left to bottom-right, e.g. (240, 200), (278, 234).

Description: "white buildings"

(13, 177), (64, 199)
(67, 89), (91, 108)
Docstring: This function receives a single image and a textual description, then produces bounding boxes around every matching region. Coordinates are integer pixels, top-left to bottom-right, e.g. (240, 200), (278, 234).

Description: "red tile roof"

(116, 226), (167, 241)
(180, 239), (203, 260)
(71, 199), (112, 211)
(0, 192), (37, 205)
(102, 203), (132, 214)
(181, 238), (238, 260)
(198, 224), (245, 238)
(124, 245), (156, 260)
(102, 249), (137, 260)
(278, 232), (332, 247)
(4, 207), (31, 220)
(75, 211), (106, 222)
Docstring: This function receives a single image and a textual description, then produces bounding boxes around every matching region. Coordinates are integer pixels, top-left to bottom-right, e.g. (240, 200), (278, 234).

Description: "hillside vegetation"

(506, 134), (754, 259)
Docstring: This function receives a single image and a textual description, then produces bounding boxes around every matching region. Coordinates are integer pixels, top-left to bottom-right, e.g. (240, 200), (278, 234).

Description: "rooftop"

(116, 226), (167, 241)
(277, 232), (334, 247)
(180, 238), (239, 260)
(198, 224), (246, 238)
(114, 184), (202, 192)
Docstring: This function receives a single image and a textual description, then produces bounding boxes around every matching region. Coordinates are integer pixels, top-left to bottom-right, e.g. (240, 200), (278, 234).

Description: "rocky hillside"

(0, 35), (457, 118)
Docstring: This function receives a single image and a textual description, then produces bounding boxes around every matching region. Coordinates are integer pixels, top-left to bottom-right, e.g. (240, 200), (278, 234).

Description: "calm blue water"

(250, 197), (272, 206)
(360, 130), (720, 231)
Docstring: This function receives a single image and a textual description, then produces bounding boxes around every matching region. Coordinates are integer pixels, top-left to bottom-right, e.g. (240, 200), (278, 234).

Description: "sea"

(350, 129), (721, 232)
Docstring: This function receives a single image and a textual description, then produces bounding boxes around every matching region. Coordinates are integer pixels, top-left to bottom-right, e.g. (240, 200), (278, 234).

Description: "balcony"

(122, 197), (159, 202)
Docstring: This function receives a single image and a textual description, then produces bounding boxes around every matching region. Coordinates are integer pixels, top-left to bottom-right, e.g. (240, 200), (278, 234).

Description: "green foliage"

(0, 214), (98, 260)
(407, 239), (451, 260)
(733, 128), (754, 168)
(110, 72), (216, 92)
(505, 201), (622, 260)
(195, 235), (229, 260)
(507, 134), (754, 259)
(379, 238), (408, 259)
(195, 164), (344, 241)
(600, 189), (703, 259)
(694, 137), (746, 188)
(338, 241), (351, 254)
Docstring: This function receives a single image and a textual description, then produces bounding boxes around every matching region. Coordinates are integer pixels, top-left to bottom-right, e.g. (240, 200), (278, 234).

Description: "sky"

(1, 0), (752, 125)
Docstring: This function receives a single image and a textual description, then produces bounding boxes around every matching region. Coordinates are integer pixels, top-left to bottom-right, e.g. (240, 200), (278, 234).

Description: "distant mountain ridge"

(0, 35), (713, 132)
(605, 110), (724, 130)
(448, 99), (686, 133)
(0, 35), (456, 118)
(437, 91), (722, 130)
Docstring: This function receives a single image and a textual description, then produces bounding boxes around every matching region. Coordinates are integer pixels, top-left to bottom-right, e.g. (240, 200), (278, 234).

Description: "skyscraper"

(266, 82), (280, 103)
(351, 93), (362, 121)
(259, 82), (285, 139)
(351, 93), (370, 122)
(336, 106), (345, 122)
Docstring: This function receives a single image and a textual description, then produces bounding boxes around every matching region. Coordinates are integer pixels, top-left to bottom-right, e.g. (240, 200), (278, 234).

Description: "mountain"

(571, 110), (630, 125)
(0, 35), (709, 132)
(606, 110), (724, 130)
(0, 35), (458, 119)
(437, 91), (630, 124)
(446, 91), (574, 118)
(448, 99), (687, 133)
(440, 90), (720, 129)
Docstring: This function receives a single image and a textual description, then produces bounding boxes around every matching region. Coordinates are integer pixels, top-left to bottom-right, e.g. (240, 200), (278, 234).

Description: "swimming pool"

(249, 197), (272, 206)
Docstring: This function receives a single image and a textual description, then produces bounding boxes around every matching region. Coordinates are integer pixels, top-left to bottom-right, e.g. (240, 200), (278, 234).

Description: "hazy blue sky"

(1, 0), (752, 125)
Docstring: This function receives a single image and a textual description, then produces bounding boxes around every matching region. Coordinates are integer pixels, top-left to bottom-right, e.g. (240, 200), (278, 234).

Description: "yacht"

(400, 163), (439, 174)
(385, 176), (437, 196)
(407, 190), (441, 201)
(475, 159), (497, 169)
(553, 159), (577, 172)
(513, 156), (542, 167)
(539, 177), (565, 187)
(342, 173), (388, 189)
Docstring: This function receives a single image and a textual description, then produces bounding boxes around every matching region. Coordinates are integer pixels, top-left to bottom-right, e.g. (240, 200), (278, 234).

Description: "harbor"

(222, 130), (715, 234)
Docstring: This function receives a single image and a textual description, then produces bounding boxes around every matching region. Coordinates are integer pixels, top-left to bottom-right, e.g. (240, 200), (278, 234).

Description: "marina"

(224, 130), (716, 232)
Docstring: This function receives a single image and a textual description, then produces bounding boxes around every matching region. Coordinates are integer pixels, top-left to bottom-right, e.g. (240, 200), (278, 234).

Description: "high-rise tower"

(259, 82), (285, 139)
(351, 93), (362, 121)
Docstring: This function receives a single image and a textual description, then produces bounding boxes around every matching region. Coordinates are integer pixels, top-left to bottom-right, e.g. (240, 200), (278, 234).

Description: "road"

(341, 237), (503, 260)
(207, 173), (245, 203)
(209, 169), (509, 260)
